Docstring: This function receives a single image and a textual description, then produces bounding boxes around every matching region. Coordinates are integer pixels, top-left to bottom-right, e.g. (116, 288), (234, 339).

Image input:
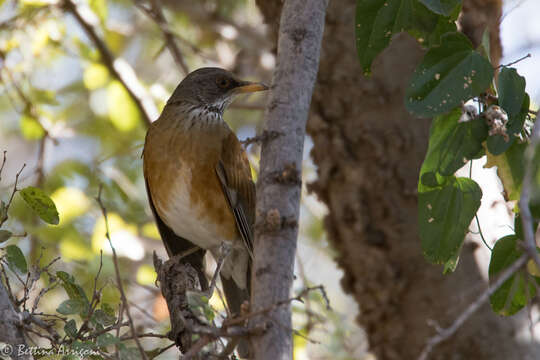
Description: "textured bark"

(0, 281), (32, 360)
(250, 1), (328, 360)
(258, 0), (540, 359)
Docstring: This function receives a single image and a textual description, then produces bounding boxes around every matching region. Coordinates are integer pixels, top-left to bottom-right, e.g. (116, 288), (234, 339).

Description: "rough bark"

(0, 281), (31, 360)
(250, 1), (328, 360)
(258, 0), (540, 359)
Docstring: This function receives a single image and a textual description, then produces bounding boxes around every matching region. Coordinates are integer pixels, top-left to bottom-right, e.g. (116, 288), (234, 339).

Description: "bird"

(143, 67), (268, 357)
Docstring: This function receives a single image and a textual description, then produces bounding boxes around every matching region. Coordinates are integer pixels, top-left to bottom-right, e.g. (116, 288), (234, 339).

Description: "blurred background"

(0, 0), (538, 358)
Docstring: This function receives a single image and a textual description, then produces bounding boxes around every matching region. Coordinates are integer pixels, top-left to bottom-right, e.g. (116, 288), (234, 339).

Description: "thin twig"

(96, 186), (149, 360)
(497, 53), (531, 69)
(0, 150), (7, 181)
(1, 163), (26, 227)
(417, 254), (528, 360)
(63, 0), (156, 127)
(134, 0), (189, 74)
(224, 285), (329, 327)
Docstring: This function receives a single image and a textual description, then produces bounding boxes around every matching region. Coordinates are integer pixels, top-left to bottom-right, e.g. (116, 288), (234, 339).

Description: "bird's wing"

(215, 133), (255, 259)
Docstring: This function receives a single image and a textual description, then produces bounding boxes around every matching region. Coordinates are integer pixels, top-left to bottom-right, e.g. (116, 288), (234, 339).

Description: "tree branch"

(417, 254), (528, 360)
(134, 0), (190, 75)
(251, 1), (328, 359)
(63, 0), (157, 127)
(0, 281), (32, 360)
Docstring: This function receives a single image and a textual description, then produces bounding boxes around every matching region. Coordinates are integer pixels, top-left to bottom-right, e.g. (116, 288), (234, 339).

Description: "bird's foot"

(203, 242), (232, 299)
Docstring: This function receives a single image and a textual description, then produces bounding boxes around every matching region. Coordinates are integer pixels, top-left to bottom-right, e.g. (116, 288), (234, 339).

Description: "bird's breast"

(144, 118), (239, 251)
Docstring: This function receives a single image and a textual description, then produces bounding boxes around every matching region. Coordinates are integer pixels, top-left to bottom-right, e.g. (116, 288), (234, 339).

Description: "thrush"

(143, 67), (267, 356)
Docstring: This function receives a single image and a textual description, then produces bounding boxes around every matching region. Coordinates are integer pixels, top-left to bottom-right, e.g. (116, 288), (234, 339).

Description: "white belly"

(155, 167), (249, 289)
(158, 169), (226, 250)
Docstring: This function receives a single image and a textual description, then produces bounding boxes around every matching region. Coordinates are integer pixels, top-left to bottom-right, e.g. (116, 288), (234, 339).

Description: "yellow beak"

(234, 81), (269, 93)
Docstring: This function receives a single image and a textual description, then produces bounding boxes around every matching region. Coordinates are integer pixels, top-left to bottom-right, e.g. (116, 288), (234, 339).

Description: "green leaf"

(498, 67), (526, 117)
(56, 271), (91, 308)
(57, 299), (86, 315)
(97, 333), (120, 347)
(0, 200), (6, 223)
(119, 346), (143, 360)
(0, 230), (12, 243)
(187, 291), (214, 322)
(418, 177), (482, 264)
(20, 113), (45, 140)
(6, 245), (28, 274)
(30, 88), (59, 105)
(93, 308), (116, 326)
(485, 141), (526, 201)
(486, 90), (529, 155)
(443, 249), (460, 274)
(355, 0), (442, 73)
(489, 235), (537, 316)
(19, 186), (59, 225)
(418, 109), (486, 190)
(64, 319), (78, 339)
(107, 81), (141, 132)
(435, 109), (487, 176)
(90, 0), (108, 25)
(419, 0), (460, 16)
(405, 32), (494, 117)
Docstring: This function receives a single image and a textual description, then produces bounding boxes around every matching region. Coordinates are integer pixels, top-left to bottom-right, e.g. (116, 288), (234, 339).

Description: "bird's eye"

(216, 78), (231, 88)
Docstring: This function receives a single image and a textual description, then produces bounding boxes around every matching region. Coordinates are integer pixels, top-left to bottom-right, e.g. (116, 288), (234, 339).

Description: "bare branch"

(96, 186), (148, 360)
(1, 163), (26, 227)
(134, 0), (190, 75)
(63, 0), (157, 127)
(418, 254), (529, 360)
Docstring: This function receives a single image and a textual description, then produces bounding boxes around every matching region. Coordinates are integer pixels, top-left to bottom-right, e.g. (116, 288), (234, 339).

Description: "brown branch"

(417, 254), (529, 360)
(63, 0), (156, 127)
(1, 163), (26, 227)
(96, 186), (148, 360)
(134, 0), (189, 75)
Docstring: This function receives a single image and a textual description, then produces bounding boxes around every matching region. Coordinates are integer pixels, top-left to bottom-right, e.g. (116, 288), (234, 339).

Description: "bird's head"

(167, 67), (268, 115)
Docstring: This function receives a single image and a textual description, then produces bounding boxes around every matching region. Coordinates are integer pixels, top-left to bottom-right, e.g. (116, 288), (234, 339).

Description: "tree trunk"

(251, 1), (328, 360)
(259, 0), (540, 359)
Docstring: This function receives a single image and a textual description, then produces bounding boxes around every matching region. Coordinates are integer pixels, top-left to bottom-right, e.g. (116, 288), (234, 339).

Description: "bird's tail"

(221, 274), (250, 358)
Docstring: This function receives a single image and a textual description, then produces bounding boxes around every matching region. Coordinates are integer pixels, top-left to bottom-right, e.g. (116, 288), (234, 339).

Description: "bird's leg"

(205, 242), (232, 299)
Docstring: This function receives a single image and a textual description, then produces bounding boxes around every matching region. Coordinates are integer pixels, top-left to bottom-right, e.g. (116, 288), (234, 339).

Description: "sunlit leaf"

(90, 0), (108, 25)
(6, 245), (28, 274)
(60, 234), (93, 261)
(19, 186), (59, 225)
(405, 32), (493, 117)
(51, 187), (90, 225)
(83, 63), (109, 90)
(20, 114), (45, 140)
(484, 141), (526, 201)
(107, 81), (140, 132)
(141, 222), (160, 240)
(136, 264), (157, 285)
